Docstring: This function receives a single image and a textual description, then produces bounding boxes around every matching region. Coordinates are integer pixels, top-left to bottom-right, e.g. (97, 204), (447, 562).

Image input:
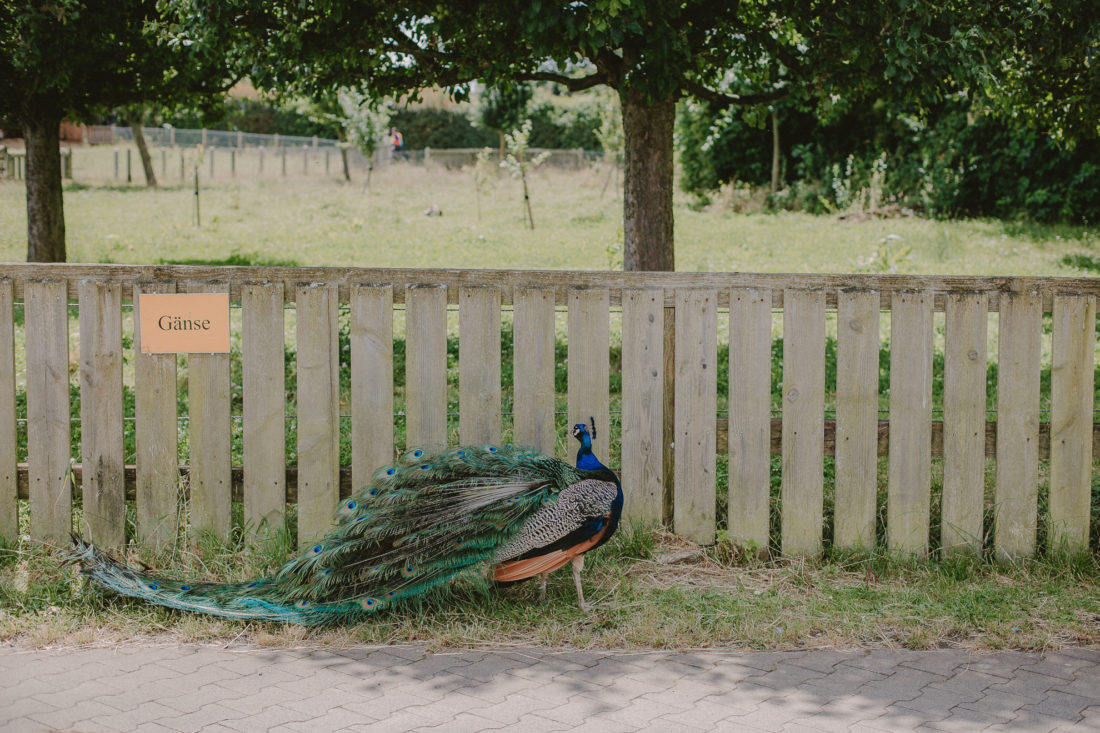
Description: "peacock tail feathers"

(71, 443), (613, 626)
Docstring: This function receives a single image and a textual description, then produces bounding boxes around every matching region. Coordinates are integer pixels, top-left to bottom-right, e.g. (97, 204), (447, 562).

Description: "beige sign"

(139, 293), (230, 353)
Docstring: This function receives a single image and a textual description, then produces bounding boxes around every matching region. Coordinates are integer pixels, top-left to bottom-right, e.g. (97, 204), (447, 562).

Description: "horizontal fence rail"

(0, 264), (1095, 560)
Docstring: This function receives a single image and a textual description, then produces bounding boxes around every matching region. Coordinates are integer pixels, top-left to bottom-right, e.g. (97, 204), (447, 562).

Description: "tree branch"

(514, 70), (608, 91)
(683, 80), (790, 108)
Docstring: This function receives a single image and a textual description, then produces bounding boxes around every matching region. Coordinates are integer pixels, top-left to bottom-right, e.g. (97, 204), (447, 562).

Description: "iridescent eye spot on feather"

(488, 446), (497, 453)
(419, 463), (431, 470)
(385, 468), (395, 476)
(295, 600), (308, 609)
(312, 545), (322, 554)
(369, 488), (379, 496)
(385, 590), (397, 599)
(412, 450), (423, 458)
(180, 585), (190, 591)
(361, 598), (378, 610)
(346, 500), (357, 511)
(322, 568), (333, 575)
(247, 581), (262, 589)
(147, 583), (158, 590)
(400, 564), (416, 577)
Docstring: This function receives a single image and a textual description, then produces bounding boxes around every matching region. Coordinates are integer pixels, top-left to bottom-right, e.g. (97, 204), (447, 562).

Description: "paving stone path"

(2, 644), (1098, 732)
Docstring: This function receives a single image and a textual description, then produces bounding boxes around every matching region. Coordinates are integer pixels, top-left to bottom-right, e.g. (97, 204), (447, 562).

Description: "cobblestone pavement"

(2, 644), (1098, 732)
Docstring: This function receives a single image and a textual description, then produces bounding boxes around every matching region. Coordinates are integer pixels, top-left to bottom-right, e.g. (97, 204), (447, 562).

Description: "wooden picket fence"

(0, 264), (1096, 560)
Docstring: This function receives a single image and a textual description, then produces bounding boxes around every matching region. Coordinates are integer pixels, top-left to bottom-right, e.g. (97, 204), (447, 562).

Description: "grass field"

(1, 145), (1098, 651)
(1, 144), (1098, 275)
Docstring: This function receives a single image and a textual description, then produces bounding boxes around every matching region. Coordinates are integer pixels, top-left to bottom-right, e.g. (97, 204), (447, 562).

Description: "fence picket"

(781, 289), (825, 556)
(621, 288), (664, 526)
(351, 284), (394, 487)
(459, 287), (501, 445)
(568, 289), (610, 464)
(513, 288), (557, 456)
(187, 282), (231, 543)
(405, 285), (448, 451)
(834, 290), (879, 550)
(0, 281), (16, 541)
(79, 280), (124, 548)
(134, 283), (179, 547)
(942, 293), (988, 554)
(242, 282), (286, 540)
(25, 281), (71, 543)
(728, 288), (771, 551)
(674, 289), (718, 545)
(1049, 294), (1095, 552)
(887, 292), (934, 556)
(296, 284), (340, 545)
(995, 291), (1042, 560)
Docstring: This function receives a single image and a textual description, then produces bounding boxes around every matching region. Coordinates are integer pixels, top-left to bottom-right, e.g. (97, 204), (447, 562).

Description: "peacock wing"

(268, 445), (583, 610)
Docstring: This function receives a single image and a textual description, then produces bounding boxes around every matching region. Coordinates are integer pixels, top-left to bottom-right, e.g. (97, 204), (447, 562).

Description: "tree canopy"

(1, 0), (235, 261)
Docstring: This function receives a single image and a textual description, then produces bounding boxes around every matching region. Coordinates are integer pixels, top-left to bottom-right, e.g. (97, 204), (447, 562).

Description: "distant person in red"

(389, 127), (404, 160)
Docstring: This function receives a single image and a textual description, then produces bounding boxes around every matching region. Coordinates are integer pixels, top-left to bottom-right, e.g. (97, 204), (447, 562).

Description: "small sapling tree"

(501, 120), (549, 230)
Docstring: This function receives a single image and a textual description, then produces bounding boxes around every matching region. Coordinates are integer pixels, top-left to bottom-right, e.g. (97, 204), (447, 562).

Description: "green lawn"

(1, 144), (1097, 275)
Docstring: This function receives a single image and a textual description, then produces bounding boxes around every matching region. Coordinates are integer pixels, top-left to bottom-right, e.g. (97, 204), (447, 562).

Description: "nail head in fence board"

(242, 282), (286, 540)
(79, 281), (124, 549)
(25, 281), (71, 543)
(513, 288), (556, 456)
(1048, 294), (1095, 553)
(459, 287), (501, 445)
(187, 282), (232, 543)
(621, 289), (664, 525)
(296, 284), (340, 545)
(673, 290), (718, 545)
(728, 288), (771, 551)
(834, 290), (879, 550)
(405, 285), (448, 451)
(781, 289), (825, 556)
(134, 283), (179, 547)
(567, 289), (610, 464)
(0, 281), (16, 541)
(994, 291), (1042, 560)
(351, 284), (394, 489)
(942, 293), (988, 554)
(887, 292), (933, 556)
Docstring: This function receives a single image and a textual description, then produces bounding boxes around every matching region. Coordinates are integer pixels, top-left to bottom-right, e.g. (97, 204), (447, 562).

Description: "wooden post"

(458, 287), (502, 445)
(781, 289), (825, 556)
(512, 287), (557, 456)
(351, 285), (394, 487)
(0, 281), (16, 541)
(296, 283), (340, 545)
(25, 281), (71, 544)
(834, 290), (879, 550)
(887, 292), (934, 557)
(134, 282), (179, 548)
(994, 291), (1042, 560)
(114, 148), (119, 179)
(673, 289), (718, 545)
(187, 282), (232, 544)
(405, 285), (448, 451)
(242, 282), (286, 540)
(728, 288), (772, 552)
(126, 148), (132, 183)
(942, 293), (988, 554)
(621, 288), (664, 526)
(567, 289), (610, 465)
(1048, 294), (1095, 553)
(79, 280), (124, 549)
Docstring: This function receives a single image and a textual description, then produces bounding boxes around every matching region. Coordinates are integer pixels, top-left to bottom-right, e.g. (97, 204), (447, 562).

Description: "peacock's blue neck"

(575, 434), (605, 471)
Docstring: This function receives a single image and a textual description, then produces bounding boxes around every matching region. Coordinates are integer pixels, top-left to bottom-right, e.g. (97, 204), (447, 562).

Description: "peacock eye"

(180, 585), (190, 591)
(312, 545), (322, 554)
(346, 501), (357, 510)
(386, 468), (395, 476)
(412, 450), (422, 458)
(147, 583), (158, 590)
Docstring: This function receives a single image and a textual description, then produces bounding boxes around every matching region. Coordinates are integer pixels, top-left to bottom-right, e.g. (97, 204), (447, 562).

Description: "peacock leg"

(571, 555), (591, 611)
(538, 572), (548, 602)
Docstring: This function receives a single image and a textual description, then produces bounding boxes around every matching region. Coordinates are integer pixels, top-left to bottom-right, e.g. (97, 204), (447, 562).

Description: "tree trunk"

(337, 128), (351, 182)
(771, 109), (781, 192)
(621, 90), (675, 271)
(128, 108), (157, 187)
(24, 112), (66, 262)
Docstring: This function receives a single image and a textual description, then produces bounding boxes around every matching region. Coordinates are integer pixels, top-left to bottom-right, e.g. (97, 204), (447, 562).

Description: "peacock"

(69, 420), (623, 625)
